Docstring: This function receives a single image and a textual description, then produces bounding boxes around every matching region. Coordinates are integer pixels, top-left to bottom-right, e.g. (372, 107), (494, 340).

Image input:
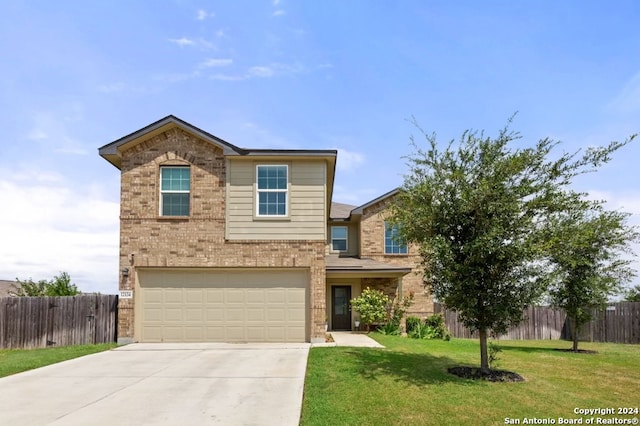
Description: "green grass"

(301, 335), (640, 426)
(0, 343), (117, 378)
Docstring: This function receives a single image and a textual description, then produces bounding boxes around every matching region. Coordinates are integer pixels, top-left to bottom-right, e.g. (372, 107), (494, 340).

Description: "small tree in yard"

(545, 204), (638, 351)
(390, 117), (635, 373)
(350, 288), (390, 332)
(11, 272), (80, 297)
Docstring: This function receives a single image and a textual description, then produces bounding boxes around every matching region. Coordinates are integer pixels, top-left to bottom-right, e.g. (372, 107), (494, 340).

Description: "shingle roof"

(330, 202), (357, 220)
(0, 280), (18, 297)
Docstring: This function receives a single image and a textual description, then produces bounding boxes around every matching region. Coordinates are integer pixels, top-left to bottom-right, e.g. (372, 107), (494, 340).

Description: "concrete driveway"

(0, 343), (310, 425)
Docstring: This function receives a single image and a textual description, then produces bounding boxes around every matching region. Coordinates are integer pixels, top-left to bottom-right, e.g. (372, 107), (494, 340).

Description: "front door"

(331, 286), (352, 330)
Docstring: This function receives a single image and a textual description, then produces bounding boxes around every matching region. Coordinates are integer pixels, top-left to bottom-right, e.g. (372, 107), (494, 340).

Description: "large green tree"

(545, 204), (638, 351)
(10, 272), (80, 297)
(390, 118), (634, 373)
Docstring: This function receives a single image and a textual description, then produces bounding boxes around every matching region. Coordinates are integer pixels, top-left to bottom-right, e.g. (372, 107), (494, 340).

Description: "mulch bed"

(553, 348), (597, 354)
(448, 366), (525, 382)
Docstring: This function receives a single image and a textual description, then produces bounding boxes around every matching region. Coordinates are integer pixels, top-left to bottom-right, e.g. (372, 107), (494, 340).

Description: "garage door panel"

(145, 289), (163, 303)
(226, 290), (245, 304)
(184, 327), (204, 341)
(206, 308), (223, 321)
(185, 308), (204, 322)
(267, 289), (286, 303)
(164, 308), (182, 322)
(288, 307), (305, 322)
(164, 289), (183, 303)
(186, 290), (203, 303)
(143, 307), (162, 322)
(138, 269), (307, 343)
(246, 308), (265, 321)
(206, 289), (224, 303)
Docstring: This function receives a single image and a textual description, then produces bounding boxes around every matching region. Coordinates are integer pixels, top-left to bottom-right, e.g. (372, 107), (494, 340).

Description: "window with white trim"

(384, 222), (407, 254)
(331, 226), (348, 251)
(256, 165), (288, 216)
(160, 166), (190, 216)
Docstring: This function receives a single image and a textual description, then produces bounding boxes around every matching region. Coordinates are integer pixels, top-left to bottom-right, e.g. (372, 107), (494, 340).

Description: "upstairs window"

(384, 222), (407, 254)
(331, 226), (348, 251)
(160, 166), (190, 216)
(256, 165), (288, 217)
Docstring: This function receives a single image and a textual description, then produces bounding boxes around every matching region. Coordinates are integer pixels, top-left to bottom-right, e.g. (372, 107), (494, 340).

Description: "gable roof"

(350, 188), (400, 216)
(330, 188), (400, 221)
(98, 115), (337, 169)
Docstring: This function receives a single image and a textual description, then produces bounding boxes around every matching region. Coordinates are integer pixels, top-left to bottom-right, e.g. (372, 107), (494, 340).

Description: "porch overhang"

(325, 255), (411, 279)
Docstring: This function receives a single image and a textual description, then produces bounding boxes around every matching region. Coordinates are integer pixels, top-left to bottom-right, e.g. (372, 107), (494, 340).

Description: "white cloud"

(168, 37), (195, 47)
(210, 62), (304, 81)
(273, 10), (286, 17)
(198, 58), (233, 69)
(27, 111), (88, 155)
(249, 66), (275, 78)
(335, 148), (365, 172)
(0, 171), (119, 294)
(196, 9), (214, 20)
(168, 37), (215, 50)
(586, 190), (640, 217)
(273, 0), (281, 5)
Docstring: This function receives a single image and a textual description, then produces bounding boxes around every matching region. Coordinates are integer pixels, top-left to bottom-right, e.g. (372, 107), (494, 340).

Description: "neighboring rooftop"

(0, 280), (18, 297)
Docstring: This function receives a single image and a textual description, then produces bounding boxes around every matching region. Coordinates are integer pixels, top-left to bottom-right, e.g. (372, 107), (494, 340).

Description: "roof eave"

(351, 187), (401, 215)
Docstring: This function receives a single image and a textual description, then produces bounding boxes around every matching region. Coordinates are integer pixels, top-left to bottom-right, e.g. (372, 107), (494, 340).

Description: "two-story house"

(99, 115), (432, 344)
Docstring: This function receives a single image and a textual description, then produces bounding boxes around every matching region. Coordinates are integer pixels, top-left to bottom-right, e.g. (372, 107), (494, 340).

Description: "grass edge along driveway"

(0, 343), (116, 378)
(300, 335), (640, 426)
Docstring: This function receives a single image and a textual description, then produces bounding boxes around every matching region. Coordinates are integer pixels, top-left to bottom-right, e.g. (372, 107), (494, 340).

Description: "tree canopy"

(624, 284), (640, 302)
(10, 272), (80, 297)
(390, 118), (635, 372)
(544, 203), (638, 351)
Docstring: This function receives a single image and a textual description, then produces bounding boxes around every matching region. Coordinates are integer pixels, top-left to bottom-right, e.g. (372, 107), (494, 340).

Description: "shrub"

(406, 316), (422, 335)
(488, 341), (503, 369)
(351, 288), (390, 331)
(406, 314), (451, 341)
(377, 321), (402, 335)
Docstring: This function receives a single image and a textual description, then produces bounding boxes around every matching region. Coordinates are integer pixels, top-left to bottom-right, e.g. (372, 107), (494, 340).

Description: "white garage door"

(136, 269), (308, 343)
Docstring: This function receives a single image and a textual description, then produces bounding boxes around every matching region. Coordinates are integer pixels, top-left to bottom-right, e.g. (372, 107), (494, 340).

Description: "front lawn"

(0, 343), (117, 378)
(301, 335), (640, 425)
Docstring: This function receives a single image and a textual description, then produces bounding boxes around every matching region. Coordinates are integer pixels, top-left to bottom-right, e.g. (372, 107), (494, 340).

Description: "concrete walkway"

(313, 331), (385, 348)
(0, 343), (309, 426)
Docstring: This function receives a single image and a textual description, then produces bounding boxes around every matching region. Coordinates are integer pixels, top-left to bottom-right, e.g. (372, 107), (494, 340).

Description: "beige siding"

(226, 159), (327, 240)
(327, 222), (359, 256)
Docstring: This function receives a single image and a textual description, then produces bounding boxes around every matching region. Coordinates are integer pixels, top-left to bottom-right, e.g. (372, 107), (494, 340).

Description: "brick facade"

(117, 128), (326, 342)
(359, 197), (434, 317)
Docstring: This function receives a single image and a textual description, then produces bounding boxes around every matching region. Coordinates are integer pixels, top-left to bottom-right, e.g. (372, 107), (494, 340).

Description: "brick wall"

(117, 128), (326, 341)
(359, 197), (434, 316)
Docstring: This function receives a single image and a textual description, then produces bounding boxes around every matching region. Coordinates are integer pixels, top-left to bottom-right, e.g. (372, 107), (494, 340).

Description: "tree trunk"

(479, 328), (489, 373)
(571, 316), (579, 352)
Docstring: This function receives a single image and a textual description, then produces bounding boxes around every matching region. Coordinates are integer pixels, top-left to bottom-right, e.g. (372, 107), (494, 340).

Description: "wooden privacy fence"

(0, 294), (118, 349)
(433, 302), (640, 344)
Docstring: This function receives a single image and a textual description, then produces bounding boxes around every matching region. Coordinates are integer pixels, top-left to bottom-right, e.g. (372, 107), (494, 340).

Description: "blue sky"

(1, 1), (639, 294)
